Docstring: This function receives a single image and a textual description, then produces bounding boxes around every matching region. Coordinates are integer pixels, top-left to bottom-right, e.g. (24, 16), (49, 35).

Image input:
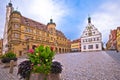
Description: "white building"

(81, 17), (102, 52)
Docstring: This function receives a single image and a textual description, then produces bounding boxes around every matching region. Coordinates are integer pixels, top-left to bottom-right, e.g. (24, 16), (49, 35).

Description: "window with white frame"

(96, 44), (99, 49)
(88, 45), (93, 49)
(84, 45), (86, 49)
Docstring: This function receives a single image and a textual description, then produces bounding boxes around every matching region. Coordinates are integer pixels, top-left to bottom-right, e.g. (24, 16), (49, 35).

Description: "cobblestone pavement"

(106, 51), (120, 64)
(54, 51), (120, 80)
(0, 51), (120, 80)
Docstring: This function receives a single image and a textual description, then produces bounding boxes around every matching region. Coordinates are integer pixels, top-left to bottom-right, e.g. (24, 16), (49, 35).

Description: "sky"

(0, 0), (120, 46)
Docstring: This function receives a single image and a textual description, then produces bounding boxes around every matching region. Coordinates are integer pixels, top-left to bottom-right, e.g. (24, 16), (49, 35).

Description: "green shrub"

(1, 52), (17, 63)
(5, 51), (16, 58)
(28, 45), (55, 74)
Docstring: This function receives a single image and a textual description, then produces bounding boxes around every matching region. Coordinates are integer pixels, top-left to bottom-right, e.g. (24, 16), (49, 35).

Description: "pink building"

(108, 29), (117, 50)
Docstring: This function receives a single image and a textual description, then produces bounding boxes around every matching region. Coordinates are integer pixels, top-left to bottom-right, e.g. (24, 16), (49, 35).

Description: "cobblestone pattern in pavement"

(0, 51), (120, 80)
(0, 58), (27, 80)
(54, 51), (120, 80)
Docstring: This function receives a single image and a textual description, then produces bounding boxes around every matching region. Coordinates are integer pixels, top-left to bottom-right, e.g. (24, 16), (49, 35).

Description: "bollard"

(9, 60), (14, 73)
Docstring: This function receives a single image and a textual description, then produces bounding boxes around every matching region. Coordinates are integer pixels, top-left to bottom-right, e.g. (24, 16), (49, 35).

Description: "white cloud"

(88, 1), (120, 44)
(17, 0), (69, 26)
(0, 0), (69, 38)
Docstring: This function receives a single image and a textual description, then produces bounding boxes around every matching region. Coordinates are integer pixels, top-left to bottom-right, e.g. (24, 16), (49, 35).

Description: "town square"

(0, 0), (120, 80)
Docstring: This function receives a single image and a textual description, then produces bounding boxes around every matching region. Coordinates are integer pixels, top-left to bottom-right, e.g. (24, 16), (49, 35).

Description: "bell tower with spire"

(88, 16), (91, 23)
(2, 0), (14, 54)
(47, 18), (56, 43)
(47, 18), (56, 35)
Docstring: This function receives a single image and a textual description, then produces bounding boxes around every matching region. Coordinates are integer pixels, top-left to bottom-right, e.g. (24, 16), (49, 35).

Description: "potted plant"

(18, 45), (62, 80)
(29, 45), (55, 80)
(50, 61), (62, 80)
(1, 51), (17, 67)
(17, 60), (32, 80)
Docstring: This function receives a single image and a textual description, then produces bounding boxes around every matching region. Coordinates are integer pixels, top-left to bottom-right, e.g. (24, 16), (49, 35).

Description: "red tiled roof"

(71, 39), (81, 43)
(21, 16), (66, 38)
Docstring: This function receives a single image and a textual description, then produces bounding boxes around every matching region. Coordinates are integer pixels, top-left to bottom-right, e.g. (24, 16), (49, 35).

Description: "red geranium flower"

(28, 49), (34, 54)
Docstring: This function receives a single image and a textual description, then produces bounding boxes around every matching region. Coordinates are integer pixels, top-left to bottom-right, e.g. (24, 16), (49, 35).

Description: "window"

(97, 37), (99, 41)
(89, 38), (92, 42)
(14, 24), (19, 29)
(88, 45), (93, 49)
(96, 44), (99, 49)
(14, 33), (19, 38)
(27, 23), (30, 26)
(25, 28), (32, 33)
(93, 32), (95, 34)
(83, 40), (84, 42)
(84, 45), (86, 49)
(93, 38), (95, 41)
(39, 37), (41, 40)
(36, 31), (39, 34)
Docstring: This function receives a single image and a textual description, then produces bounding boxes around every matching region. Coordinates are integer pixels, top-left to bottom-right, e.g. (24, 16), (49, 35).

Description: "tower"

(47, 19), (57, 47)
(2, 1), (14, 54)
(88, 16), (91, 24)
(47, 18), (56, 34)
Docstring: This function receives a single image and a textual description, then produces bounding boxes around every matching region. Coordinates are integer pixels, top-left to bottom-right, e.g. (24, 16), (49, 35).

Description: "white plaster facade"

(81, 17), (102, 52)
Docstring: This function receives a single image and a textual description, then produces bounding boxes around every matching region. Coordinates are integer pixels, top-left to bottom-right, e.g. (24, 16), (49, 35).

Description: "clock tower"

(81, 17), (102, 52)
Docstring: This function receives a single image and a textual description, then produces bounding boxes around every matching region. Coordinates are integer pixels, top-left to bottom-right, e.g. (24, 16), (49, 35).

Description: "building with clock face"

(81, 17), (102, 52)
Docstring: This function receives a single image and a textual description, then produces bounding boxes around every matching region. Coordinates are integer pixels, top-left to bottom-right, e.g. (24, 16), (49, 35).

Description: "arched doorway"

(59, 48), (61, 53)
(55, 47), (58, 53)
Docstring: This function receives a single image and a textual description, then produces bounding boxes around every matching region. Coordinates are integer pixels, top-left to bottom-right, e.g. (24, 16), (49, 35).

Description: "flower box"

(1, 51), (17, 68)
(18, 45), (62, 80)
(3, 60), (17, 68)
(49, 73), (60, 80)
(28, 73), (60, 80)
(29, 73), (49, 80)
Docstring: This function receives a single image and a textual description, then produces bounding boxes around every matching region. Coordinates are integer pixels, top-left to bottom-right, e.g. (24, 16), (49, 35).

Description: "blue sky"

(0, 0), (120, 46)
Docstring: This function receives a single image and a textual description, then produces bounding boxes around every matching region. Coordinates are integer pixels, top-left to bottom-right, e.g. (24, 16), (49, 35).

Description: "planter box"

(49, 73), (60, 80)
(3, 61), (17, 68)
(29, 73), (60, 80)
(29, 73), (50, 80)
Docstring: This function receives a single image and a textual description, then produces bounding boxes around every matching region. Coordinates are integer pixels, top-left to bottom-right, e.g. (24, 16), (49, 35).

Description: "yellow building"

(71, 39), (81, 52)
(7, 10), (70, 57)
(106, 40), (111, 50)
(0, 39), (3, 55)
(117, 27), (120, 51)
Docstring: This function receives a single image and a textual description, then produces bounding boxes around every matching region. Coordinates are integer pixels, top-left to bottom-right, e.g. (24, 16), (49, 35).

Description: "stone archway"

(62, 48), (64, 53)
(59, 48), (61, 53)
(55, 47), (58, 53)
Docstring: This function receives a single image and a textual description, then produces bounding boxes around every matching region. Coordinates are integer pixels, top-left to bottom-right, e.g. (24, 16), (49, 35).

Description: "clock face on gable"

(88, 28), (92, 36)
(88, 32), (92, 36)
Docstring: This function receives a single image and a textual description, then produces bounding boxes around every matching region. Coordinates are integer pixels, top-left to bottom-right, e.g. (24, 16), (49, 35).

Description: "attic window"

(27, 23), (30, 26)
